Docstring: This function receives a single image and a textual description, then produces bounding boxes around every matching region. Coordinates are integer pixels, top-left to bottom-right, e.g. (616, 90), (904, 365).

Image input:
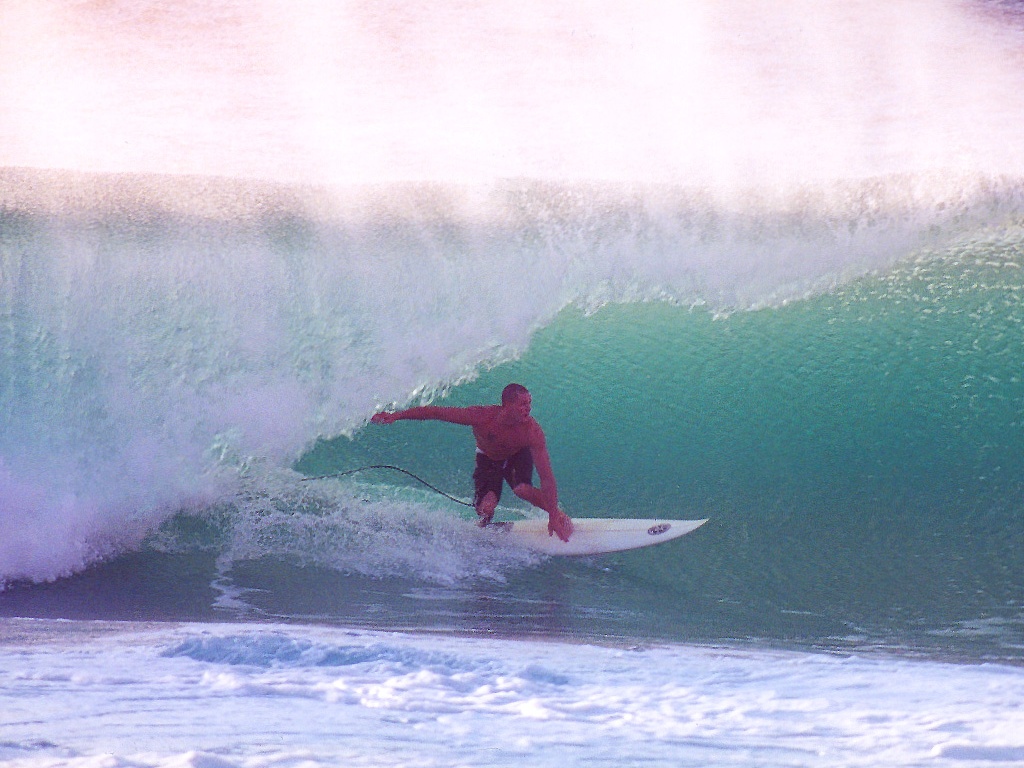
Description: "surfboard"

(489, 517), (708, 556)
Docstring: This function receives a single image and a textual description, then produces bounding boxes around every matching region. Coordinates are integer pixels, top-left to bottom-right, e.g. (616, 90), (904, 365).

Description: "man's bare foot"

(476, 491), (497, 527)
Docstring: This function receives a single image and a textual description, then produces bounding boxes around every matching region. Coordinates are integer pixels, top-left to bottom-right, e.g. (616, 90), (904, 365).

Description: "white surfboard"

(489, 517), (708, 556)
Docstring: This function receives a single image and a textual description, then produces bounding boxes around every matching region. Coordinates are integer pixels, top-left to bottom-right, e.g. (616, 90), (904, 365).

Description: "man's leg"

(473, 452), (503, 527)
(476, 491), (498, 527)
(511, 483), (546, 509)
(506, 450), (572, 542)
(505, 448), (542, 508)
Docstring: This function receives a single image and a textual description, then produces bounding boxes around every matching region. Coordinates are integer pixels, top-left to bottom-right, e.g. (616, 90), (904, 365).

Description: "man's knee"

(511, 483), (534, 500)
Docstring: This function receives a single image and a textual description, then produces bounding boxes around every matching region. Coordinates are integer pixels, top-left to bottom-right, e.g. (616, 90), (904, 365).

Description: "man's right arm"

(371, 405), (484, 426)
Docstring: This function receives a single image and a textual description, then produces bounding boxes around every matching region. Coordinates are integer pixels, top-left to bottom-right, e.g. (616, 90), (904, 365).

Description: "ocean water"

(3, 618), (1024, 768)
(3, 0), (1024, 765)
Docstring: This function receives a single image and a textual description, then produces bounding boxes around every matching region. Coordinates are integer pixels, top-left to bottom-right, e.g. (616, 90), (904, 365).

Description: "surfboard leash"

(300, 464), (475, 508)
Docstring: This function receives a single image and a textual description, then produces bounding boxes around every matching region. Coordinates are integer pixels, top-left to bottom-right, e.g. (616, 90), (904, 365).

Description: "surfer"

(371, 383), (574, 542)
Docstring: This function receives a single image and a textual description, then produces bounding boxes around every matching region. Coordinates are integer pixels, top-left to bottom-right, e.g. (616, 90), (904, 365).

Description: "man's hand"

(371, 411), (399, 425)
(548, 508), (573, 542)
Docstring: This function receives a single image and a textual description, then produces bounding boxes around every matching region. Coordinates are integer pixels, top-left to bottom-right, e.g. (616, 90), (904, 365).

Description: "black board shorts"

(473, 447), (534, 507)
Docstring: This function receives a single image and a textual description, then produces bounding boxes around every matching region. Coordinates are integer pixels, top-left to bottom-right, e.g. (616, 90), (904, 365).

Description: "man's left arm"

(531, 435), (559, 512)
(531, 428), (573, 541)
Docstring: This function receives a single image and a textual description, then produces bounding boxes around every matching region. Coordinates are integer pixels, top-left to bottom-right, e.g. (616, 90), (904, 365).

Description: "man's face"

(510, 391), (532, 422)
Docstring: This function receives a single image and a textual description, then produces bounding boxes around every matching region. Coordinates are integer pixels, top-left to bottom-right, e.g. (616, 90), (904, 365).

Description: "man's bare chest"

(473, 419), (532, 459)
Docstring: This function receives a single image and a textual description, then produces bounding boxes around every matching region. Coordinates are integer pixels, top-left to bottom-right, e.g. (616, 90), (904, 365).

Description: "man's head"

(501, 383), (532, 421)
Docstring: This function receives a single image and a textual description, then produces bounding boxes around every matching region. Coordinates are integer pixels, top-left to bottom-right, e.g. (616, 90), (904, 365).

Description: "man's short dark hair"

(501, 383), (529, 405)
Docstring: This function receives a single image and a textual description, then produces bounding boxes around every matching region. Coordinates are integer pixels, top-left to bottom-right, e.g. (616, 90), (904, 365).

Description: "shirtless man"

(370, 383), (574, 542)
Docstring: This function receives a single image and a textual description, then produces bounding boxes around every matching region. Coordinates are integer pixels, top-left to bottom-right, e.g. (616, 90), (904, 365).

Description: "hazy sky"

(2, 0), (1022, 183)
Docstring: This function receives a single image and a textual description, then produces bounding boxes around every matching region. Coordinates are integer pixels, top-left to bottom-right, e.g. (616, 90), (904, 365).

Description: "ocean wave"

(2, 167), (1023, 585)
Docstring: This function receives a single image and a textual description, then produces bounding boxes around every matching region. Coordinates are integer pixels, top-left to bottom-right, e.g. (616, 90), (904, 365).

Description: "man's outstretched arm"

(371, 405), (484, 426)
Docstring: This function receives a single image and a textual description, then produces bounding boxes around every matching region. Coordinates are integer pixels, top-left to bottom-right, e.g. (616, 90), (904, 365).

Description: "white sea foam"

(1, 619), (1023, 767)
(211, 474), (543, 586)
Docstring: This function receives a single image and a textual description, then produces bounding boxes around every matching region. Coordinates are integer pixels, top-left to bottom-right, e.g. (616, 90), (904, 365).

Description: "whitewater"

(3, 0), (1024, 765)
(2, 619), (1023, 768)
